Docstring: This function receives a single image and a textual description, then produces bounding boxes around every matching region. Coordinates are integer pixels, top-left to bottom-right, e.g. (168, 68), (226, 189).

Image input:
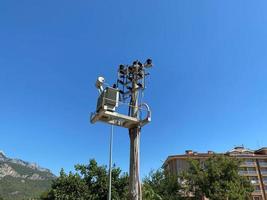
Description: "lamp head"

(95, 76), (105, 93)
(144, 59), (153, 68)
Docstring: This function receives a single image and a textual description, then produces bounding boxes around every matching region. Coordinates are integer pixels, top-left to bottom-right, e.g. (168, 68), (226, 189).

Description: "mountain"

(0, 151), (56, 200)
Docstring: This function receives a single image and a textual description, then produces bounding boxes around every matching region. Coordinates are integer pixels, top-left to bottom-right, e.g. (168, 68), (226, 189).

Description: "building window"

(260, 168), (267, 175)
(259, 160), (267, 167)
(254, 185), (261, 192)
(243, 159), (255, 166)
(253, 196), (261, 200)
(239, 167), (257, 175)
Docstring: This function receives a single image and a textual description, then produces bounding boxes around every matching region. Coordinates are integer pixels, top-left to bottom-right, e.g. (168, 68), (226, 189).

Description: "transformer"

(97, 87), (119, 112)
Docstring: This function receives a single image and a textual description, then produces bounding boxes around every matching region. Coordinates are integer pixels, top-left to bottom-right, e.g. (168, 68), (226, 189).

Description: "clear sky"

(0, 0), (267, 177)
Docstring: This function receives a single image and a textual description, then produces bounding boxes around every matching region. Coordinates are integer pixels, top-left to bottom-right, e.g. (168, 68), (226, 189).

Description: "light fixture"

(144, 59), (153, 68)
(95, 76), (105, 94)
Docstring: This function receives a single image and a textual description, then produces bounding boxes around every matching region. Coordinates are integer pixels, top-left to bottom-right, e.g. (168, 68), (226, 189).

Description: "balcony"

(239, 171), (257, 175)
(258, 160), (267, 167)
(254, 186), (262, 193)
(241, 161), (256, 167)
(259, 162), (267, 167)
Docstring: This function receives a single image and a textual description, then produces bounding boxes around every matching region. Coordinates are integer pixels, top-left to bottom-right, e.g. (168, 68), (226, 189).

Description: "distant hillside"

(0, 152), (56, 200)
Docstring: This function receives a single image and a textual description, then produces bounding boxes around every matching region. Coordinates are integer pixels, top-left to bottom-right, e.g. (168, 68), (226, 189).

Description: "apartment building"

(164, 146), (267, 200)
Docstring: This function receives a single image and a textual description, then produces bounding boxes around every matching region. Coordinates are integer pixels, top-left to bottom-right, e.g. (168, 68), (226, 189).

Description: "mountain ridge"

(0, 152), (52, 174)
(0, 151), (55, 200)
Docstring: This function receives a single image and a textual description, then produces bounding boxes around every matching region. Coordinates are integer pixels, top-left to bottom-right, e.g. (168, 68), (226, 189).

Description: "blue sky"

(0, 0), (267, 177)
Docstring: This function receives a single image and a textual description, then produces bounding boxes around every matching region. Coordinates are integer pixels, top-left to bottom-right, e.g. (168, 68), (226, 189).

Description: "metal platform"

(90, 109), (151, 129)
(91, 109), (139, 128)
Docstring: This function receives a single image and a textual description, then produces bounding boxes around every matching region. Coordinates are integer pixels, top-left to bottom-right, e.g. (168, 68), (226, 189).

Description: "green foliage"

(41, 156), (254, 200)
(181, 155), (254, 200)
(42, 159), (128, 200)
(0, 176), (53, 200)
(143, 169), (181, 200)
(43, 169), (89, 200)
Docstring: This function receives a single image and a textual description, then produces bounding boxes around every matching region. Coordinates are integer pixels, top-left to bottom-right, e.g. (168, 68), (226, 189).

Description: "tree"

(40, 169), (89, 200)
(75, 159), (128, 200)
(41, 159), (128, 200)
(143, 169), (181, 200)
(181, 155), (254, 200)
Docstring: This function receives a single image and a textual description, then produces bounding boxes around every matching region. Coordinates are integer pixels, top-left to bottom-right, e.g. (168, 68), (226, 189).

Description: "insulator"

(133, 61), (138, 65)
(144, 59), (153, 68)
(118, 80), (124, 85)
(137, 72), (143, 78)
(119, 69), (126, 75)
(146, 59), (152, 65)
(126, 86), (132, 91)
(119, 64), (125, 70)
(137, 83), (143, 88)
(127, 76), (133, 81)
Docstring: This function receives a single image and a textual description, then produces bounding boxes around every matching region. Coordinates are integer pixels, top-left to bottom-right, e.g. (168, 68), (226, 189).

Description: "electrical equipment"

(91, 59), (153, 128)
(96, 87), (119, 112)
(95, 76), (105, 94)
(116, 59), (153, 102)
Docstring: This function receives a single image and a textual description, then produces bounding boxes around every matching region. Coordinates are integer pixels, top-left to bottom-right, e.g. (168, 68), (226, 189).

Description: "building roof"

(163, 147), (267, 167)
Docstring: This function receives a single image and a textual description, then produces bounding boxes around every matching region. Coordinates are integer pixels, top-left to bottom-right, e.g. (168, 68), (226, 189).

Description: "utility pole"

(91, 59), (153, 200)
(128, 73), (141, 200)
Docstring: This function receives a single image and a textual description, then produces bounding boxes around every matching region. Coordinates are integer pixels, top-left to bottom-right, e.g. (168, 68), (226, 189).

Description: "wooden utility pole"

(129, 77), (142, 200)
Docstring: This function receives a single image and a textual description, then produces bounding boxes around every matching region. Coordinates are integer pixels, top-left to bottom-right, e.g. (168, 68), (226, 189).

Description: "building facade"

(164, 147), (267, 200)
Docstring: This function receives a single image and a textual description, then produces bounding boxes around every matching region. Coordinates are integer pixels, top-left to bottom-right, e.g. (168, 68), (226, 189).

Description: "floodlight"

(133, 61), (138, 65)
(95, 76), (105, 94)
(119, 65), (126, 75)
(119, 65), (125, 70)
(128, 66), (133, 71)
(144, 59), (153, 68)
